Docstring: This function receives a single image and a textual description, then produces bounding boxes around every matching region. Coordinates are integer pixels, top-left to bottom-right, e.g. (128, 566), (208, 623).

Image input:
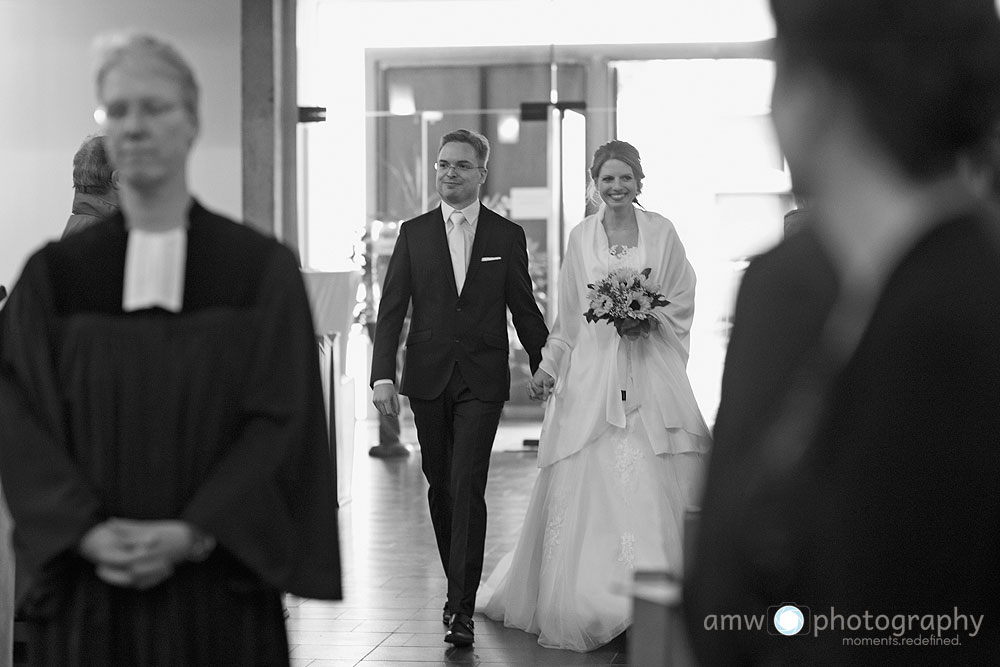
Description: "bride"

(478, 140), (711, 651)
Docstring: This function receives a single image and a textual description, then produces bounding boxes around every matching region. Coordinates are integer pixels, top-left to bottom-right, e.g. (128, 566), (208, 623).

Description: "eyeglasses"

(98, 98), (182, 124)
(434, 160), (484, 174)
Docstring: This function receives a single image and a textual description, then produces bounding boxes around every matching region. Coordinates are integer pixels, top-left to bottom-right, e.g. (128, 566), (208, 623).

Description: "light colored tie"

(449, 210), (468, 292)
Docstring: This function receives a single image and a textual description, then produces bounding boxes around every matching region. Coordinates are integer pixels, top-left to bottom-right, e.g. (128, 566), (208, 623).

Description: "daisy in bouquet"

(584, 267), (670, 339)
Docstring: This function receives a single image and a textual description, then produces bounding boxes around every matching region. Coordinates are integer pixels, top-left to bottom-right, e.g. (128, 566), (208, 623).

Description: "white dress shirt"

(441, 199), (480, 272)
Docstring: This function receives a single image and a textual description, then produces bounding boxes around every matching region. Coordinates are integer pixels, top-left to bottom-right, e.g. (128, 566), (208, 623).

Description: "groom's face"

(435, 141), (487, 209)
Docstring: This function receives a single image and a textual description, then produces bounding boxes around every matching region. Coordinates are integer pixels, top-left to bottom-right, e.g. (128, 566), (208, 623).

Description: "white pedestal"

(304, 270), (362, 508)
(301, 270), (361, 373)
(335, 375), (355, 506)
(629, 572), (697, 667)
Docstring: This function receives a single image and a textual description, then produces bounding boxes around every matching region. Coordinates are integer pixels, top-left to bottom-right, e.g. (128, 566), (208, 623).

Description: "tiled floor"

(285, 417), (630, 666)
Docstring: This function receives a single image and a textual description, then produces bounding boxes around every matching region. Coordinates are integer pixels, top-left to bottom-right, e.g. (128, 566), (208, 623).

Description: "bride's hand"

(618, 318), (652, 340)
(528, 369), (554, 401)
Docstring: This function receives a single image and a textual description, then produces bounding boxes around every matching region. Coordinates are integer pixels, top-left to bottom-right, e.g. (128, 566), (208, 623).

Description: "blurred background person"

(62, 133), (119, 238)
(685, 0), (1000, 664)
(0, 32), (340, 666)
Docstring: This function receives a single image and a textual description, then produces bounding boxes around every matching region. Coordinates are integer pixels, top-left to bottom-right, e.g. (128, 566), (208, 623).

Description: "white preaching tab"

(122, 227), (187, 312)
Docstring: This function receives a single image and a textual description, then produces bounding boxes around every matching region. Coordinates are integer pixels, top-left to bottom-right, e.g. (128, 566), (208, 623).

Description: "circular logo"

(773, 605), (805, 636)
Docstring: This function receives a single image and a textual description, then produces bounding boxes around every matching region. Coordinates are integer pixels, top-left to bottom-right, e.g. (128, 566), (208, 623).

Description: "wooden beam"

(241, 0), (298, 255)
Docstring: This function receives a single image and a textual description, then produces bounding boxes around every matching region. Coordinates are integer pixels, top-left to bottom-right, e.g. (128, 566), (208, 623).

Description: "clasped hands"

(527, 368), (554, 401)
(79, 518), (209, 590)
(617, 317), (657, 341)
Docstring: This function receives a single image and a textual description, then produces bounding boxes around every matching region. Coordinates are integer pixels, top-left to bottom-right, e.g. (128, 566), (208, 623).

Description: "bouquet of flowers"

(584, 267), (670, 339)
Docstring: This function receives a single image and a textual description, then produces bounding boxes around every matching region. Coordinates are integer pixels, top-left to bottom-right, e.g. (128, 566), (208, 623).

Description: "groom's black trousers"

(408, 365), (504, 618)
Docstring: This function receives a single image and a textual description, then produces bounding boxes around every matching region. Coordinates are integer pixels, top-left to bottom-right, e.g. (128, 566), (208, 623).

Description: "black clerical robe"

(0, 201), (340, 666)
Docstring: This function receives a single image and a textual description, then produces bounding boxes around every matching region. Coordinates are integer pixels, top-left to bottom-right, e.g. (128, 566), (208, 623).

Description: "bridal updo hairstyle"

(590, 140), (645, 207)
(770, 0), (1000, 180)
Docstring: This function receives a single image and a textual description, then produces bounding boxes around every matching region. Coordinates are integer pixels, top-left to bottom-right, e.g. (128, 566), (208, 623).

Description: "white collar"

(441, 199), (481, 228)
(122, 227), (187, 312)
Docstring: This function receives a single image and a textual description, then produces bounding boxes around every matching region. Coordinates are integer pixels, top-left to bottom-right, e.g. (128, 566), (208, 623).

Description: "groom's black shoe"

(442, 603), (452, 626)
(444, 613), (475, 647)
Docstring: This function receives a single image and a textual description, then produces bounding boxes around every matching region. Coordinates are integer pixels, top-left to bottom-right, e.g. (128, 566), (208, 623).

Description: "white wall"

(0, 0), (241, 291)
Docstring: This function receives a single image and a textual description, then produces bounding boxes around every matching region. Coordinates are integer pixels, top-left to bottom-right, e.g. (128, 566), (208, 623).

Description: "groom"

(371, 129), (548, 647)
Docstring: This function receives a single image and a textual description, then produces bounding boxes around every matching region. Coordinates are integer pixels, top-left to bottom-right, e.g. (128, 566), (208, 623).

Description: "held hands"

(527, 368), (554, 401)
(79, 518), (211, 589)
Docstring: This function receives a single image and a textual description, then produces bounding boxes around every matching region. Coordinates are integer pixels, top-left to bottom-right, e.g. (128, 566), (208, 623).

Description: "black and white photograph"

(2, 1), (999, 665)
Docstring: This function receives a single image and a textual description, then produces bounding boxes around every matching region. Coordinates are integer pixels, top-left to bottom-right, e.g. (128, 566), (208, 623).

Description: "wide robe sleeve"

(180, 245), (341, 600)
(0, 252), (105, 603)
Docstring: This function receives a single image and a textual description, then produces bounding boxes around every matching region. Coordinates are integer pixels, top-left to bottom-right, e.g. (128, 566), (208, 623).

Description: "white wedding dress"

(479, 208), (711, 652)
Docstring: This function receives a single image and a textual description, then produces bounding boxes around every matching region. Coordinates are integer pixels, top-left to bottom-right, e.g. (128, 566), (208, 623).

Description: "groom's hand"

(373, 383), (400, 416)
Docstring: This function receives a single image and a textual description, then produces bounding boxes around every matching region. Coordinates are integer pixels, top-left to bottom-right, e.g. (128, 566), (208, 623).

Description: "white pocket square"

(481, 256), (502, 262)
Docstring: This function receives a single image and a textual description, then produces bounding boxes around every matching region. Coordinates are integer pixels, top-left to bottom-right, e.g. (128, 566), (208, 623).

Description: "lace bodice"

(609, 243), (640, 271)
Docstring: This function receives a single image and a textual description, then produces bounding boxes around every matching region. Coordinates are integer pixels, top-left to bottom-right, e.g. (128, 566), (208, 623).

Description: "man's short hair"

(438, 129), (490, 166)
(72, 134), (115, 195)
(94, 31), (200, 125)
(770, 0), (1000, 180)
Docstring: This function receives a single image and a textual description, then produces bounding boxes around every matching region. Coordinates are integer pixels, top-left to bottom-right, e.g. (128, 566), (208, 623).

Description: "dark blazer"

(686, 212), (1000, 665)
(370, 205), (548, 402)
(706, 225), (837, 481)
(684, 224), (838, 665)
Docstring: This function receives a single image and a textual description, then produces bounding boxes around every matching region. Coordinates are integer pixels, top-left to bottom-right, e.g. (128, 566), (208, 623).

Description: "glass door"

(368, 62), (586, 413)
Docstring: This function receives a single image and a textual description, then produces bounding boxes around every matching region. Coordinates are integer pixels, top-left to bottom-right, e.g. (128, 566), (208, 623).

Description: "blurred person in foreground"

(1, 487), (10, 667)
(697, 187), (836, 539)
(62, 133), (119, 238)
(685, 1), (1000, 665)
(0, 32), (340, 666)
(1, 132), (118, 667)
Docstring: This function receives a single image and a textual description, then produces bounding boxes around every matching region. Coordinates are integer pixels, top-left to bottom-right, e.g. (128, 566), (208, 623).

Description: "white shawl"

(536, 206), (712, 467)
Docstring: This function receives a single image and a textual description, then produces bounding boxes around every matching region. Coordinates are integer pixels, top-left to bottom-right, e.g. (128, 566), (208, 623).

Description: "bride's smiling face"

(597, 159), (639, 210)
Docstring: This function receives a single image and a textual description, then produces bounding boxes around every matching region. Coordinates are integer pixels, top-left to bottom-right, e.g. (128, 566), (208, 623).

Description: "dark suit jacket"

(62, 192), (119, 239)
(370, 205), (548, 402)
(684, 224), (838, 665)
(686, 212), (1000, 665)
(706, 226), (838, 484)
